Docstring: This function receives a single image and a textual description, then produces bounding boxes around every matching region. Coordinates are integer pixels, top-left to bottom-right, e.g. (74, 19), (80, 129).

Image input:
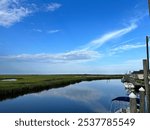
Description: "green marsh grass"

(0, 74), (123, 101)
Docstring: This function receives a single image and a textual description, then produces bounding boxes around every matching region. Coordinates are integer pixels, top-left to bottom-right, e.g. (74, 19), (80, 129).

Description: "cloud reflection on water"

(31, 80), (124, 112)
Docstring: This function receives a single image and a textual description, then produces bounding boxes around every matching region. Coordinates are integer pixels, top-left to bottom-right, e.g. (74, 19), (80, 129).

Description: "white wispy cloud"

(48, 29), (61, 34)
(36, 85), (106, 112)
(129, 12), (148, 25)
(84, 23), (137, 50)
(32, 29), (61, 33)
(33, 29), (42, 32)
(0, 23), (138, 63)
(111, 39), (135, 47)
(0, 0), (32, 27)
(0, 11), (143, 64)
(47, 3), (62, 11)
(0, 50), (100, 63)
(109, 43), (145, 55)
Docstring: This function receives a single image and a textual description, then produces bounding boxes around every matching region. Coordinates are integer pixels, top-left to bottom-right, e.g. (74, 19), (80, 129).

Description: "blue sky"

(0, 0), (150, 74)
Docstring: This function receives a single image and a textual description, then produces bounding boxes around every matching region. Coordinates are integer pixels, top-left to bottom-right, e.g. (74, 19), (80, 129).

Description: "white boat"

(123, 82), (129, 88)
(123, 82), (134, 89)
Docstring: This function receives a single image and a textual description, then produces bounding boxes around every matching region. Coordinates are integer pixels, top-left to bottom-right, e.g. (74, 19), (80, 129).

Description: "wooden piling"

(139, 87), (145, 113)
(129, 92), (137, 113)
(146, 36), (149, 71)
(143, 59), (150, 112)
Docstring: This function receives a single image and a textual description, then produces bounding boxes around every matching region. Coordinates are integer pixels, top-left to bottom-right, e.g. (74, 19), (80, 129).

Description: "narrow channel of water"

(0, 79), (126, 113)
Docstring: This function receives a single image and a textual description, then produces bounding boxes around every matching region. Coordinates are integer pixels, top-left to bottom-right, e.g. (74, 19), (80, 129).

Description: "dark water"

(0, 79), (127, 113)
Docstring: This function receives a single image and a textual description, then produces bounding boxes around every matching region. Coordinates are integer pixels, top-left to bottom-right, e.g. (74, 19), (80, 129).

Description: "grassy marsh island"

(0, 74), (123, 100)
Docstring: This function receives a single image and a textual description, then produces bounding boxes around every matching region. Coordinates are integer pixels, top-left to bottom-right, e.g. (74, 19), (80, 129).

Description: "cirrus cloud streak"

(0, 50), (100, 63)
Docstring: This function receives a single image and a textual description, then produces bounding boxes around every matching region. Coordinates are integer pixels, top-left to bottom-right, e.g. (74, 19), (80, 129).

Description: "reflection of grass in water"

(0, 74), (123, 101)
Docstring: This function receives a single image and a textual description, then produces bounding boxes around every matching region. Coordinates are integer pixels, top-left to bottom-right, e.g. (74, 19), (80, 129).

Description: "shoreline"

(0, 74), (123, 101)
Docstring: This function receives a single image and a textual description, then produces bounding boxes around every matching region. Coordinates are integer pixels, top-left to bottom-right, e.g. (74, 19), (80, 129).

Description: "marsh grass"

(0, 74), (123, 101)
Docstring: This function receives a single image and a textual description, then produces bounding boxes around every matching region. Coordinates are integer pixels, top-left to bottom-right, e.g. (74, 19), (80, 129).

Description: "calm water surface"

(0, 79), (127, 113)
